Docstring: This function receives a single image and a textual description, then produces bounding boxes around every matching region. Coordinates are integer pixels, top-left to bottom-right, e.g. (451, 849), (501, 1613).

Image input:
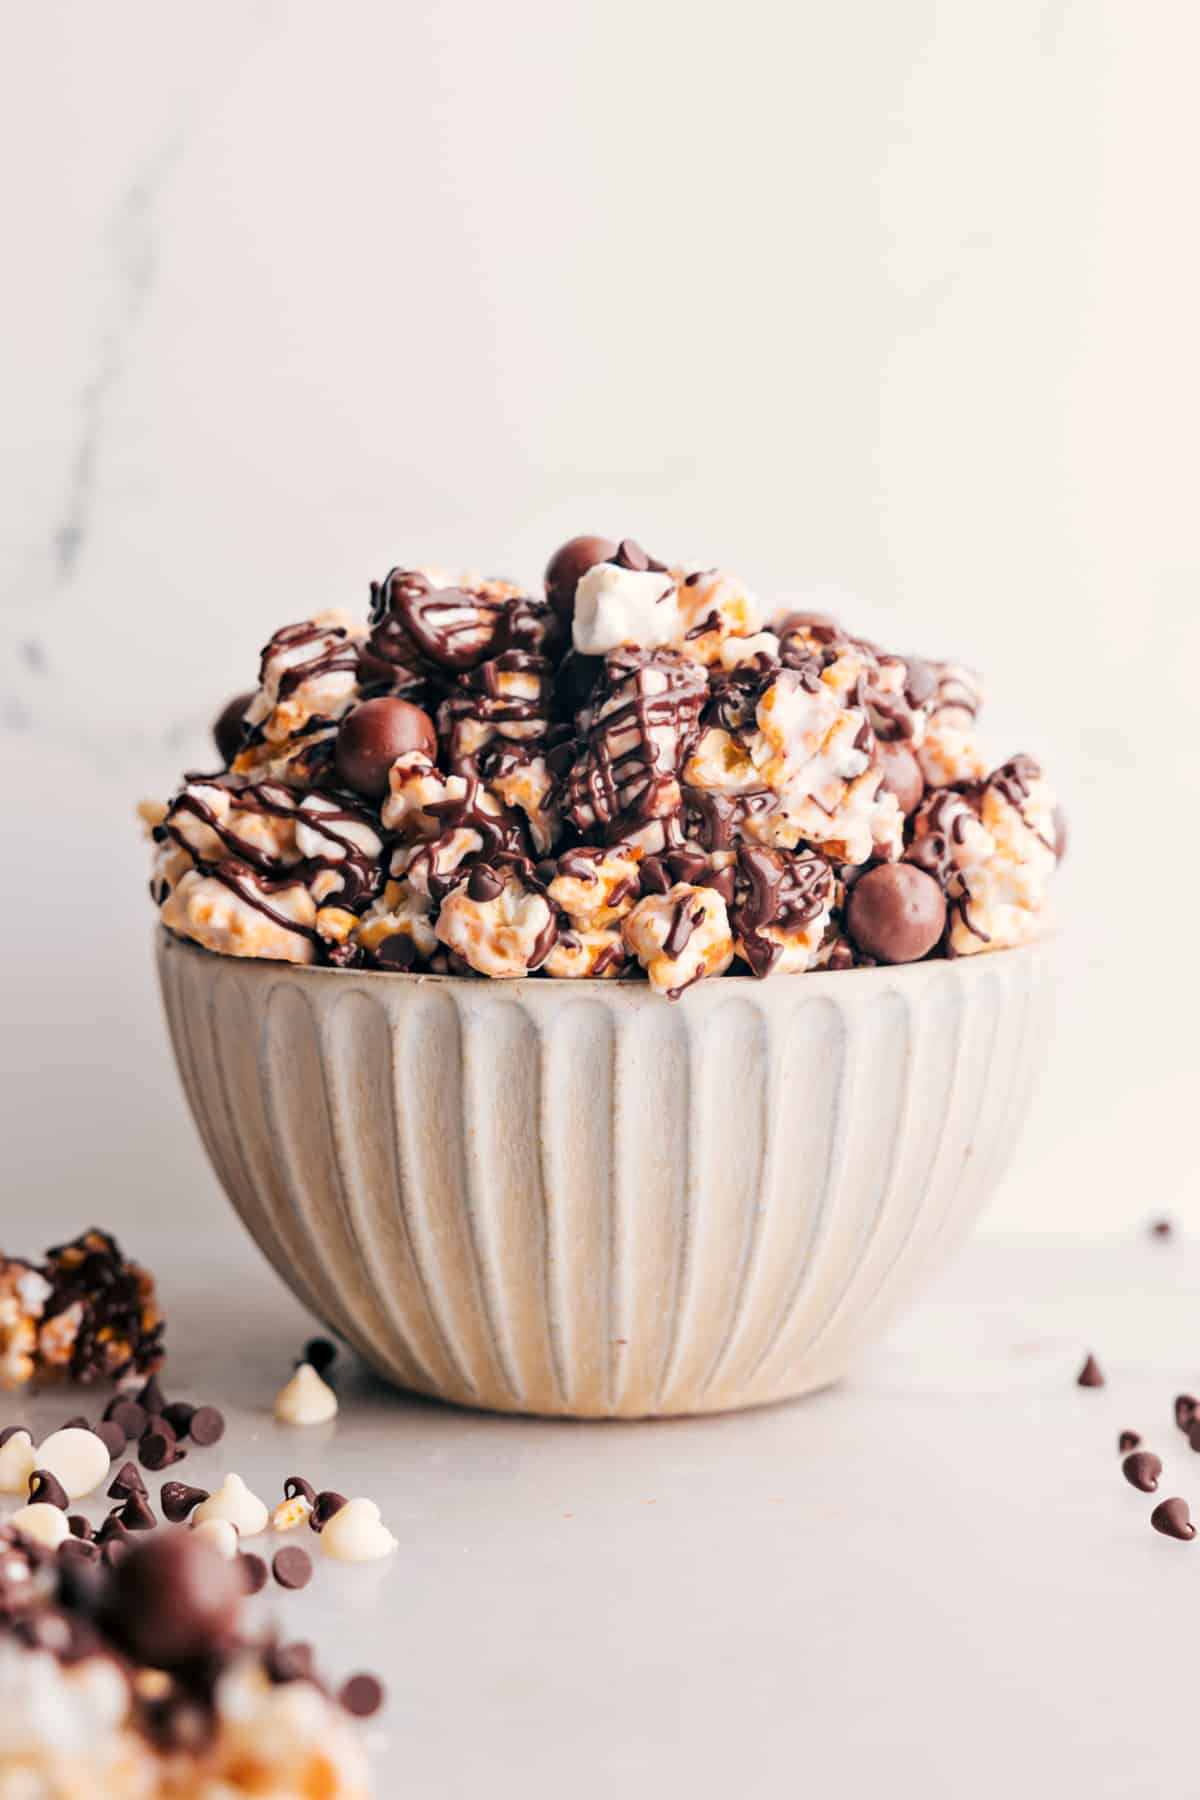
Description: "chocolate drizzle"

(730, 846), (834, 978)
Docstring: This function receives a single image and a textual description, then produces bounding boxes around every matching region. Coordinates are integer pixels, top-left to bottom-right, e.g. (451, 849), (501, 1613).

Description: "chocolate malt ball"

(847, 864), (946, 964)
(101, 1532), (241, 1671)
(334, 697), (437, 798)
(213, 692), (254, 765)
(875, 741), (924, 817)
(544, 536), (619, 623)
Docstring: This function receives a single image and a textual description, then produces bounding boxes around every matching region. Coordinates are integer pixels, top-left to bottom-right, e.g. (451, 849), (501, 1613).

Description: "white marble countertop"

(5, 1224), (1194, 1797)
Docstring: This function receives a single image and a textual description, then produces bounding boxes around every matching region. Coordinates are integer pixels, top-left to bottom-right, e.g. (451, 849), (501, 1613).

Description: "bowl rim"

(156, 922), (1049, 1001)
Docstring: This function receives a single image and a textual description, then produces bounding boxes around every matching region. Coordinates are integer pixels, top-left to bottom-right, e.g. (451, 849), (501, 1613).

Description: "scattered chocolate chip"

(105, 1399), (147, 1441)
(1118, 1431), (1141, 1453)
(108, 1462), (146, 1502)
(239, 1552), (269, 1595)
(284, 1475), (317, 1507)
(267, 1640), (314, 1683)
(339, 1672), (385, 1719)
(120, 1491), (158, 1532)
(160, 1481), (209, 1524)
(139, 1427), (177, 1472)
(101, 1533), (243, 1670)
(138, 1375), (168, 1415)
(27, 1470), (69, 1510)
(1076, 1354), (1105, 1388)
(1151, 1497), (1196, 1540)
(61, 1415), (89, 1431)
(57, 1536), (99, 1566)
(1122, 1452), (1162, 1492)
(1175, 1395), (1197, 1433)
(162, 1402), (196, 1438)
(96, 1512), (132, 1548)
(93, 1421), (127, 1460)
(67, 1515), (94, 1541)
(272, 1546), (312, 1591)
(304, 1338), (337, 1375)
(102, 1538), (130, 1569)
(310, 1490), (347, 1533)
(188, 1406), (225, 1447)
(0, 1425), (27, 1448)
(1150, 1218), (1173, 1238)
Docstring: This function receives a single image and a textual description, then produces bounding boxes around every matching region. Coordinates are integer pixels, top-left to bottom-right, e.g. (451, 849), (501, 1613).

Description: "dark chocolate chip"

(339, 1672), (385, 1718)
(239, 1552), (269, 1595)
(272, 1546), (312, 1590)
(214, 690), (255, 765)
(27, 1470), (69, 1510)
(310, 1490), (347, 1533)
(267, 1641), (314, 1683)
(614, 538), (650, 572)
(1118, 1431), (1141, 1453)
(57, 1536), (99, 1567)
(160, 1481), (209, 1524)
(105, 1400), (147, 1441)
(1122, 1452), (1162, 1492)
(139, 1428), (177, 1472)
(1150, 1218), (1173, 1238)
(67, 1515), (94, 1541)
(284, 1475), (317, 1507)
(467, 864), (503, 903)
(120, 1491), (158, 1532)
(102, 1538), (130, 1569)
(138, 1375), (168, 1416)
(1151, 1497), (1196, 1540)
(96, 1512), (131, 1548)
(162, 1402), (196, 1438)
(188, 1407), (225, 1447)
(61, 1416), (89, 1431)
(304, 1338), (337, 1376)
(107, 1462), (146, 1502)
(1175, 1395), (1197, 1432)
(1076, 1354), (1105, 1388)
(93, 1421), (127, 1460)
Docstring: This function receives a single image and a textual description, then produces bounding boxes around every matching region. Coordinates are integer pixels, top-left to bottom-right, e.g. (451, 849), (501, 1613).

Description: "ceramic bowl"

(157, 927), (1050, 1417)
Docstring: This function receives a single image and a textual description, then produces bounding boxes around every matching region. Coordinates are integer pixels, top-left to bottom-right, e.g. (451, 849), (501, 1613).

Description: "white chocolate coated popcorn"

(0, 1263), (50, 1391)
(671, 567), (764, 665)
(435, 871), (557, 977)
(547, 846), (642, 928)
(485, 748), (560, 855)
(381, 751), (467, 837)
(162, 869), (317, 964)
(243, 610), (361, 746)
(542, 927), (628, 979)
(621, 883), (735, 996)
(573, 563), (680, 655)
(166, 781), (301, 870)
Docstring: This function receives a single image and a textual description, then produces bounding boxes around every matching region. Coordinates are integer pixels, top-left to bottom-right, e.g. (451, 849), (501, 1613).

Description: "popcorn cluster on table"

(148, 536), (1063, 996)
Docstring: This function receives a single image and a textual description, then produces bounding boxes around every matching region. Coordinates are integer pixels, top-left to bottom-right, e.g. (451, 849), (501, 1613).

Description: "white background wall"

(3, 0), (1197, 1240)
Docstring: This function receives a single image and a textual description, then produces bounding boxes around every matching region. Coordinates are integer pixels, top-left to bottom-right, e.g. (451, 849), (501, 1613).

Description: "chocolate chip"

(139, 1427), (177, 1472)
(1053, 804), (1068, 861)
(105, 1399), (147, 1441)
(239, 1552), (269, 1595)
(1118, 1431), (1141, 1453)
(284, 1475), (317, 1507)
(875, 742), (925, 817)
(267, 1641), (314, 1683)
(1122, 1452), (1162, 1492)
(614, 538), (651, 572)
(304, 1338), (337, 1376)
(1188, 1420), (1200, 1455)
(1175, 1395), (1197, 1432)
(467, 865), (503, 903)
(846, 863), (946, 965)
(162, 1402), (196, 1438)
(100, 1533), (243, 1670)
(67, 1515), (94, 1541)
(339, 1672), (385, 1718)
(102, 1538), (129, 1569)
(108, 1462), (146, 1502)
(61, 1415), (90, 1431)
(334, 697), (438, 798)
(310, 1490), (347, 1533)
(214, 690), (255, 765)
(161, 1481), (209, 1524)
(188, 1406), (225, 1447)
(1151, 1497), (1196, 1540)
(96, 1512), (132, 1547)
(27, 1470), (69, 1510)
(272, 1547), (312, 1590)
(57, 1536), (99, 1567)
(1150, 1218), (1173, 1239)
(1076, 1354), (1105, 1388)
(544, 535), (620, 621)
(93, 1421), (127, 1459)
(120, 1491), (158, 1532)
(138, 1375), (168, 1415)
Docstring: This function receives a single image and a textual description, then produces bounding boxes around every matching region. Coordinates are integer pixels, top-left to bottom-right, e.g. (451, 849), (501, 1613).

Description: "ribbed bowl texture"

(157, 928), (1050, 1417)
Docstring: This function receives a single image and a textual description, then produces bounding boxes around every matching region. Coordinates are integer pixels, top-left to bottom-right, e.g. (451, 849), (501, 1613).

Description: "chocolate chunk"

(139, 1426), (178, 1472)
(162, 1402), (196, 1438)
(1076, 1354), (1105, 1388)
(120, 1491), (158, 1531)
(544, 535), (619, 621)
(1118, 1431), (1141, 1453)
(93, 1421), (126, 1460)
(334, 697), (438, 798)
(1122, 1452), (1162, 1492)
(101, 1533), (243, 1670)
(214, 690), (255, 765)
(310, 1490), (347, 1532)
(161, 1481), (209, 1524)
(1150, 1218), (1173, 1239)
(875, 741), (924, 817)
(27, 1470), (69, 1510)
(239, 1552), (268, 1594)
(105, 1399), (147, 1441)
(303, 1339), (337, 1376)
(67, 1514), (94, 1541)
(1175, 1395), (1197, 1432)
(272, 1546), (312, 1590)
(1151, 1497), (1196, 1540)
(108, 1461), (147, 1502)
(339, 1672), (385, 1718)
(847, 863), (946, 964)
(138, 1375), (168, 1416)
(284, 1475), (317, 1507)
(188, 1406), (225, 1447)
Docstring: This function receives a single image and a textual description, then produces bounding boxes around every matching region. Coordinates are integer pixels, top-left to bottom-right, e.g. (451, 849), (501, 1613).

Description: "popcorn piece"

(435, 866), (558, 978)
(243, 611), (361, 747)
(719, 630), (780, 669)
(8, 1505), (70, 1551)
(672, 567), (765, 666)
(950, 851), (1047, 957)
(271, 1495), (312, 1532)
(38, 1231), (163, 1387)
(165, 779), (302, 871)
(439, 651), (554, 760)
(0, 1431), (37, 1495)
(192, 1474), (270, 1539)
(572, 562), (681, 655)
(909, 788), (995, 883)
(33, 1429), (109, 1501)
(162, 865), (318, 964)
(296, 792), (385, 908)
(382, 751), (468, 839)
(356, 876), (438, 968)
(484, 745), (561, 856)
(546, 845), (642, 929)
(274, 1361), (338, 1426)
(320, 1497), (398, 1563)
(918, 661), (988, 789)
(368, 566), (541, 679)
(981, 755), (1057, 880)
(541, 927), (629, 979)
(0, 1262), (51, 1390)
(730, 846), (836, 978)
(206, 1656), (371, 1794)
(621, 882), (735, 997)
(565, 648), (707, 841)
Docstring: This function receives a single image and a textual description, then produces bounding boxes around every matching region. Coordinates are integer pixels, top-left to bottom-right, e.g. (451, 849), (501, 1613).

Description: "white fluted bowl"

(157, 927), (1050, 1417)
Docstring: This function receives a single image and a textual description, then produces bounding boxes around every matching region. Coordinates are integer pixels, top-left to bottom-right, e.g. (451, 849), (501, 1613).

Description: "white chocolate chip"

(191, 1473), (269, 1538)
(0, 1430), (37, 1494)
(191, 1517), (239, 1559)
(319, 1497), (398, 1563)
(34, 1427), (111, 1500)
(8, 1503), (70, 1549)
(274, 1362), (338, 1427)
(271, 1495), (312, 1533)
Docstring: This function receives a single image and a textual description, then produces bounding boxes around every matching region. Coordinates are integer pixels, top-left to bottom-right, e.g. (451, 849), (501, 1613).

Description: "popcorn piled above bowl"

(148, 536), (1063, 998)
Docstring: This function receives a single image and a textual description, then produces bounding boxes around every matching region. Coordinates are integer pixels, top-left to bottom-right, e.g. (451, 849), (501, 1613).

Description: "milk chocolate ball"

(334, 697), (437, 797)
(544, 535), (619, 623)
(213, 691), (254, 766)
(876, 741), (924, 816)
(102, 1533), (241, 1671)
(847, 864), (946, 964)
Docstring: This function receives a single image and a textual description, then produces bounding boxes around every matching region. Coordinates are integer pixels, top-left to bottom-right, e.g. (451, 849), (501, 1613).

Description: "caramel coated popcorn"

(150, 535), (1062, 986)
